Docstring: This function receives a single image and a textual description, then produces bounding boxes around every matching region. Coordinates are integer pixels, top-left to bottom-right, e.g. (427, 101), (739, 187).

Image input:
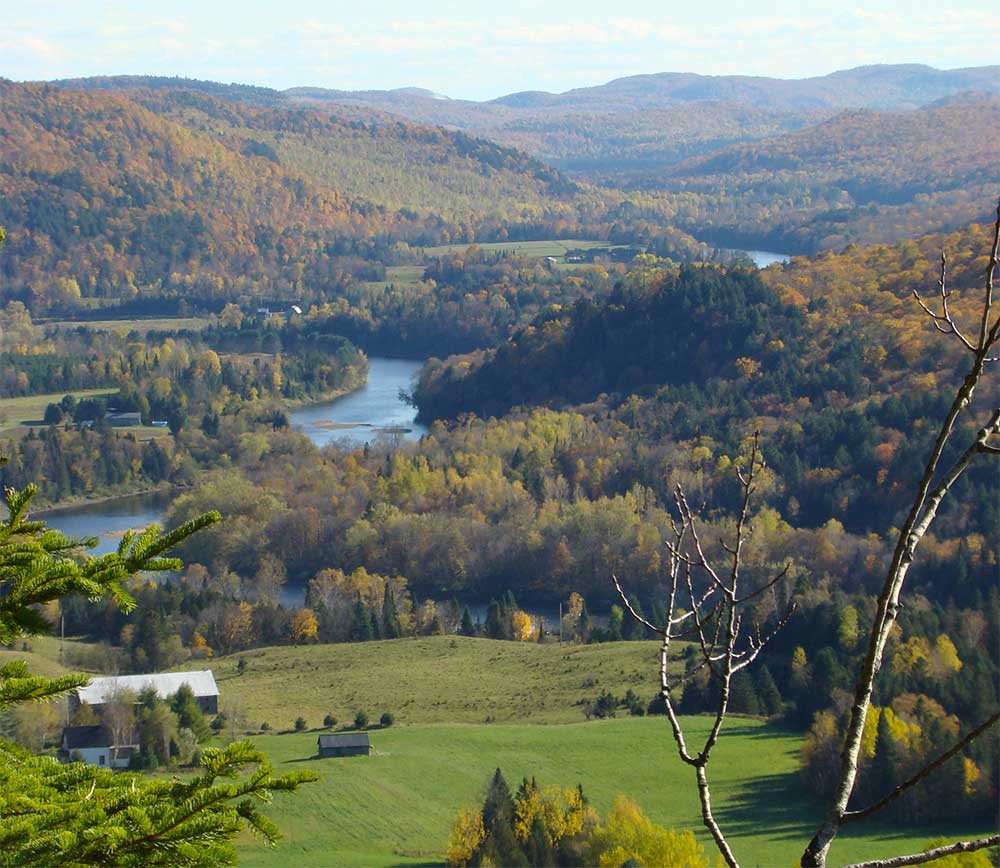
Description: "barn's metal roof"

(76, 670), (218, 705)
(317, 733), (371, 748)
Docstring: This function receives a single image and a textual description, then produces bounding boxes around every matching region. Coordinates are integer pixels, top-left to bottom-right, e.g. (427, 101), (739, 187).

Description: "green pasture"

(0, 389), (117, 433)
(236, 719), (985, 868)
(418, 238), (627, 259)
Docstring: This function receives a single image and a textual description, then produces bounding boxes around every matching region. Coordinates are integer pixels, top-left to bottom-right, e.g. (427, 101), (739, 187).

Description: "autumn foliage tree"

(615, 200), (1000, 868)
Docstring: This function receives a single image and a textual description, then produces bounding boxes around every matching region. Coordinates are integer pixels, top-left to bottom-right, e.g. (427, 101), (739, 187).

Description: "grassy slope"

(418, 238), (617, 258)
(4, 636), (989, 864)
(238, 720), (990, 868)
(188, 636), (671, 729)
(0, 635), (79, 679)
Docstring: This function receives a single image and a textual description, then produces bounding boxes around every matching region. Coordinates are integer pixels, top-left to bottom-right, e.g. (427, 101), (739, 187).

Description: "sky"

(3, 1), (998, 101)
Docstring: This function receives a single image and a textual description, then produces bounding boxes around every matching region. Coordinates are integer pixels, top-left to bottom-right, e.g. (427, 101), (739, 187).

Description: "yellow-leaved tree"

(587, 795), (710, 868)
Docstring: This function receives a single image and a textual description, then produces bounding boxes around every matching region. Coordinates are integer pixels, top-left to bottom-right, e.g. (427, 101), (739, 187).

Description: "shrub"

(294, 717), (307, 732)
(380, 712), (394, 728)
(260, 722), (271, 732)
(592, 691), (618, 719)
(210, 713), (227, 732)
(354, 710), (369, 729)
(323, 713), (337, 728)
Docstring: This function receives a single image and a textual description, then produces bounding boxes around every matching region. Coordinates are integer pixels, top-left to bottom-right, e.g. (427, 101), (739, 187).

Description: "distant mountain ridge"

(50, 64), (1000, 190)
(54, 64), (1000, 120)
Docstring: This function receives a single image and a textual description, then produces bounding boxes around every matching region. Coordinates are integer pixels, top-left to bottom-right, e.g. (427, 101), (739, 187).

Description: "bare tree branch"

(614, 432), (799, 868)
(843, 711), (1000, 824)
(838, 835), (1000, 868)
(802, 199), (1000, 868)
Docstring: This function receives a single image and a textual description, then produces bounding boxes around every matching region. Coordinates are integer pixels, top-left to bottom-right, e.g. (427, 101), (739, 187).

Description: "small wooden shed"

(317, 733), (371, 758)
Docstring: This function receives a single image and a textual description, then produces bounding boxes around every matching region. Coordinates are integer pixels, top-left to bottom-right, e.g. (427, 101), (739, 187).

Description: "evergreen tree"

(755, 665), (784, 717)
(460, 606), (477, 637)
(607, 605), (624, 641)
(0, 454), (314, 865)
(353, 601), (374, 641)
(482, 767), (515, 830)
(729, 671), (761, 715)
(382, 586), (402, 638)
(172, 683), (211, 741)
(623, 599), (646, 640)
(485, 600), (503, 640)
(524, 816), (556, 867)
(869, 710), (900, 813)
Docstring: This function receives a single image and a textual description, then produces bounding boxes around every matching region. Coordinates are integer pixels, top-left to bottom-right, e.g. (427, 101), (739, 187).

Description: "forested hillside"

(48, 69), (1000, 256)
(474, 102), (827, 183)
(0, 81), (695, 317)
(658, 95), (1000, 251)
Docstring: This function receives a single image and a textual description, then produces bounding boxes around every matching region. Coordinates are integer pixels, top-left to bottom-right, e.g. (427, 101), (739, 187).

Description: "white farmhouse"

(59, 725), (136, 769)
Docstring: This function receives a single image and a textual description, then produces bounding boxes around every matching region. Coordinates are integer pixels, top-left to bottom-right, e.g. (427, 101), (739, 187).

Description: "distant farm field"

(236, 719), (987, 868)
(418, 238), (625, 258)
(44, 316), (209, 333)
(0, 388), (117, 433)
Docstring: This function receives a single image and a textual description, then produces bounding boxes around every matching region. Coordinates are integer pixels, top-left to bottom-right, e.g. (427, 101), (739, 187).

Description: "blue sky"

(3, 1), (997, 100)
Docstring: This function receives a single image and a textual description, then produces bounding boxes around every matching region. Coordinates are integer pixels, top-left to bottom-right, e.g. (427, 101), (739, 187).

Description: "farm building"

(317, 733), (371, 758)
(72, 670), (219, 715)
(106, 411), (142, 427)
(59, 725), (136, 769)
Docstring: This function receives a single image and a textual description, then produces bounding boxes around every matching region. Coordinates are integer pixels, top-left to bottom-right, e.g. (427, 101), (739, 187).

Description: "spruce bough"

(0, 459), (317, 866)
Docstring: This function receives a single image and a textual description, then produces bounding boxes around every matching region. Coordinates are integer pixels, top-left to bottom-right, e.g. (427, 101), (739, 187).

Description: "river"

(289, 356), (426, 447)
(38, 246), (789, 595)
(744, 250), (791, 268)
(40, 356), (425, 562)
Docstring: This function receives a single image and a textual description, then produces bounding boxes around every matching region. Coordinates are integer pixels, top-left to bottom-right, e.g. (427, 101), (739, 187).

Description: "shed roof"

(62, 725), (113, 749)
(317, 733), (371, 749)
(76, 670), (218, 705)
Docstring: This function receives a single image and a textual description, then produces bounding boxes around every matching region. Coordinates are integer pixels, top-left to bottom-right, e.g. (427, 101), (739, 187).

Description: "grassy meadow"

(235, 719), (987, 868)
(418, 239), (628, 259)
(0, 388), (118, 433)
(14, 636), (990, 866)
(186, 636), (671, 728)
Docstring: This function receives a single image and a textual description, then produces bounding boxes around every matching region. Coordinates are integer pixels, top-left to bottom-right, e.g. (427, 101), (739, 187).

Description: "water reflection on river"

(289, 357), (427, 447)
(744, 250), (791, 268)
(38, 490), (175, 555)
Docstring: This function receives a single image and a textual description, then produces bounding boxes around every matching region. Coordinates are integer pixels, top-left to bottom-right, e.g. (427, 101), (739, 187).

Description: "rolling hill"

(658, 94), (1000, 250)
(0, 80), (671, 314)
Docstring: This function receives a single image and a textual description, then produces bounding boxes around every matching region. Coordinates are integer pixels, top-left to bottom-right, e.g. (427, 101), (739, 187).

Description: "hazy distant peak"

(391, 87), (451, 100)
(489, 90), (559, 108)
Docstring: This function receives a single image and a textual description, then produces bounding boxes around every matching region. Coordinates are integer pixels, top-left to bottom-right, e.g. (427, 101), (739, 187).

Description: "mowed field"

(18, 637), (991, 866)
(235, 719), (988, 868)
(43, 316), (209, 333)
(0, 388), (117, 433)
(418, 238), (628, 259)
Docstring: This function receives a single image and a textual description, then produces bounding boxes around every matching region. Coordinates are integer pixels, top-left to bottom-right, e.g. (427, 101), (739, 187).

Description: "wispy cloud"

(2, 3), (997, 98)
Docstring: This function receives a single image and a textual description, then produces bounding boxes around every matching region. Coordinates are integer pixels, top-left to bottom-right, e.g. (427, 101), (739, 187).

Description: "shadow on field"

(718, 768), (811, 841)
(715, 724), (818, 842)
